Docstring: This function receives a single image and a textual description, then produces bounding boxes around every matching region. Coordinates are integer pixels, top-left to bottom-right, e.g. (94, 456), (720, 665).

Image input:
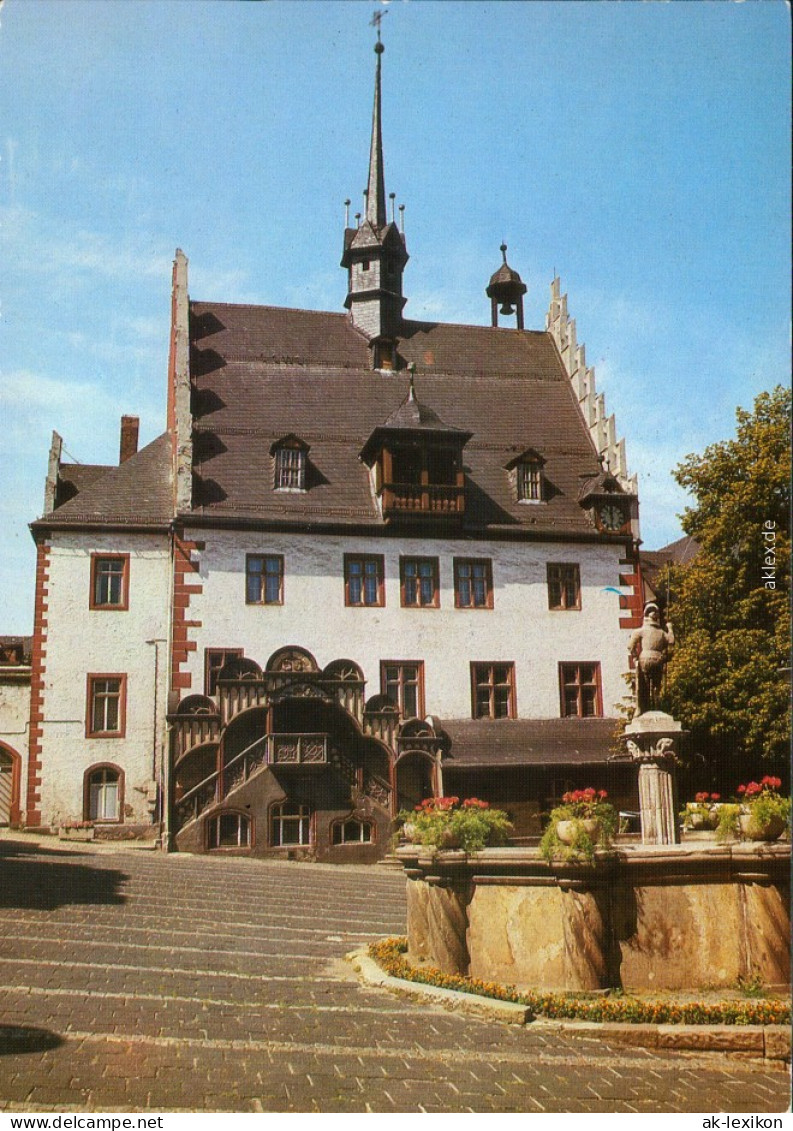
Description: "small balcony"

(382, 481), (466, 519)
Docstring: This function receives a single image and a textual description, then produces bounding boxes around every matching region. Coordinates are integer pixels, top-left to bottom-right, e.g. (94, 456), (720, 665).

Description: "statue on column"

(628, 603), (674, 716)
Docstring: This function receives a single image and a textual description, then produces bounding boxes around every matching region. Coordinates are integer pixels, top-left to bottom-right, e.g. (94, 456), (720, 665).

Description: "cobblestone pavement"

(0, 837), (789, 1113)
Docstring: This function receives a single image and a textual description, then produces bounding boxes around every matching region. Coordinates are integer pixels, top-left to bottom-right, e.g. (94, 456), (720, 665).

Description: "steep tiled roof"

(439, 718), (619, 767)
(189, 303), (605, 535)
(37, 434), (173, 527)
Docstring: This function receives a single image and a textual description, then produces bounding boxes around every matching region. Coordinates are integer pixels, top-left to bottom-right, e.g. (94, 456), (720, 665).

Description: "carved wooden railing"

(382, 483), (465, 515)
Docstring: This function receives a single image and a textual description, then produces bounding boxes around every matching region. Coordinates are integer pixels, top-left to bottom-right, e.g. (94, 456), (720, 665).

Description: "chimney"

(119, 415), (139, 464)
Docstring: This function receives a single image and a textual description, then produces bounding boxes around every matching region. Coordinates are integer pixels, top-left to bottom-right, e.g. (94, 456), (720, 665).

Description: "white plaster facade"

(37, 532), (171, 828)
(183, 528), (632, 720)
(0, 670), (30, 824)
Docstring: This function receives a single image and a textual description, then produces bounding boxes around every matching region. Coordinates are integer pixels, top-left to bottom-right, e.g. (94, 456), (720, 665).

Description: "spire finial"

(501, 242), (508, 263)
(370, 8), (387, 47)
(366, 10), (388, 228)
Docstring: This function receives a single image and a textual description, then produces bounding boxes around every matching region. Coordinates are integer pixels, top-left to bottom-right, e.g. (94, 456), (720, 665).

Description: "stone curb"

(345, 948), (532, 1025)
(348, 948), (791, 1061)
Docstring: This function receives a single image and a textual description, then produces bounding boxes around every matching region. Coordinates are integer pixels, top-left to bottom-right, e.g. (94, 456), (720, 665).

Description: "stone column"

(637, 761), (678, 844)
(624, 710), (685, 845)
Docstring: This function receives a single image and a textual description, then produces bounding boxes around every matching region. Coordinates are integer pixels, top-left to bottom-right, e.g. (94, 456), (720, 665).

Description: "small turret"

(341, 33), (409, 366)
(486, 244), (527, 329)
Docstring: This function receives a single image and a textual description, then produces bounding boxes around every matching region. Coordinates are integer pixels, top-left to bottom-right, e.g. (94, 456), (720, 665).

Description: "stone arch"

(0, 741), (22, 826)
(364, 694), (399, 715)
(323, 658), (365, 683)
(394, 749), (438, 812)
(174, 694), (218, 716)
(399, 717), (436, 740)
(83, 762), (125, 823)
(266, 646), (319, 674)
(218, 657), (263, 682)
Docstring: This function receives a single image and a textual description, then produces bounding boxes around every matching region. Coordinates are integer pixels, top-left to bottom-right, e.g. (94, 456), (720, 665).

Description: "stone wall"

(400, 843), (790, 992)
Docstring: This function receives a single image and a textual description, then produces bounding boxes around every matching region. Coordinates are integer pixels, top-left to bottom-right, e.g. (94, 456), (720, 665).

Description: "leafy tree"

(659, 386), (790, 781)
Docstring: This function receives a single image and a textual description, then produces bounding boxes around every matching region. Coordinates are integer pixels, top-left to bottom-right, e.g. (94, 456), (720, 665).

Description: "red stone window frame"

(470, 662), (516, 719)
(559, 662), (603, 718)
(453, 558), (494, 609)
(245, 554), (284, 606)
(204, 648), (244, 696)
(344, 554), (385, 607)
(381, 660), (425, 719)
(86, 674), (127, 738)
(83, 762), (124, 823)
(89, 554), (130, 610)
(399, 557), (440, 608)
(547, 563), (581, 611)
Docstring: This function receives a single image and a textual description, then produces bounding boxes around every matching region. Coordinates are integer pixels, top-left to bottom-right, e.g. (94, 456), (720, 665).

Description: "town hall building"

(19, 36), (645, 861)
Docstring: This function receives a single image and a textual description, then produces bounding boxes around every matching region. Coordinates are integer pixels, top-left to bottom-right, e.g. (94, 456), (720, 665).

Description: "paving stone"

(0, 840), (790, 1113)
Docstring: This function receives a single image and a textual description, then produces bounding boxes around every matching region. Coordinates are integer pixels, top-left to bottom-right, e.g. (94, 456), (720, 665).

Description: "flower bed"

(369, 938), (791, 1027)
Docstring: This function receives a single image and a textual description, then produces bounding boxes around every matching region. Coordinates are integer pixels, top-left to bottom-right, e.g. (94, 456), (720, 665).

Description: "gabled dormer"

(360, 377), (471, 522)
(504, 448), (546, 503)
(578, 467), (637, 535)
(270, 434), (310, 493)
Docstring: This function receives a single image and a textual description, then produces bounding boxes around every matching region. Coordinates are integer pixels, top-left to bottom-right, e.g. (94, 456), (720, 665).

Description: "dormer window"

(270, 435), (309, 492)
(505, 448), (546, 504)
(517, 460), (543, 502)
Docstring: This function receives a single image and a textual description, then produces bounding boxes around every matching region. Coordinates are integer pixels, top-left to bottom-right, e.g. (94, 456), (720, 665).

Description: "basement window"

(207, 812), (251, 849)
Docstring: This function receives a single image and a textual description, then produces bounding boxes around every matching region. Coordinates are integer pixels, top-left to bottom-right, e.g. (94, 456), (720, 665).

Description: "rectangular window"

(204, 648), (244, 696)
(271, 802), (311, 847)
(381, 661), (425, 719)
(344, 554), (385, 607)
(86, 675), (126, 737)
(400, 557), (440, 608)
(275, 447), (306, 491)
(471, 662), (516, 719)
(517, 462), (543, 502)
(246, 554), (284, 605)
(454, 558), (493, 609)
(90, 554), (129, 610)
(559, 663), (602, 718)
(547, 563), (581, 611)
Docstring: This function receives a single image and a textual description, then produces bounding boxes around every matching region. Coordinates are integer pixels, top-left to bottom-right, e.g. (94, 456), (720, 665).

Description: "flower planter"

(59, 826), (95, 842)
(738, 812), (786, 842)
(555, 818), (600, 846)
(687, 810), (719, 831)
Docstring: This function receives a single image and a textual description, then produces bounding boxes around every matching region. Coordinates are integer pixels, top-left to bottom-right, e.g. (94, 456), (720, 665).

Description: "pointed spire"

(366, 36), (387, 228)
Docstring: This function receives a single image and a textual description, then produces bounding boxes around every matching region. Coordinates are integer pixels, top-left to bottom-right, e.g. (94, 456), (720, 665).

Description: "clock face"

(598, 503), (625, 532)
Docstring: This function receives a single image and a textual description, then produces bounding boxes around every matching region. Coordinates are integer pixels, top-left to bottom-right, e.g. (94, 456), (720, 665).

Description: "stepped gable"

(36, 433), (173, 527)
(188, 301), (605, 534)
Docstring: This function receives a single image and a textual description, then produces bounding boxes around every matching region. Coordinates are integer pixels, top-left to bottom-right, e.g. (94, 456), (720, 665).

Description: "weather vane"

(370, 8), (388, 41)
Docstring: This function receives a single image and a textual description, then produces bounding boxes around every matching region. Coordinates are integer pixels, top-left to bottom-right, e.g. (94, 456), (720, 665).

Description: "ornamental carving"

(626, 736), (677, 763)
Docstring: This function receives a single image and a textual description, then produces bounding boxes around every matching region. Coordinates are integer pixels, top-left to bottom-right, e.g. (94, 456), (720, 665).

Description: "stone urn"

(556, 818), (600, 846)
(687, 809), (719, 831)
(439, 827), (461, 849)
(738, 810), (786, 842)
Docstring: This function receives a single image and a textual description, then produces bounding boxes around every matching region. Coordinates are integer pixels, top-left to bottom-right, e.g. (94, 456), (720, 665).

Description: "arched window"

(207, 812), (252, 849)
(84, 764), (123, 822)
(331, 818), (374, 846)
(270, 801), (312, 847)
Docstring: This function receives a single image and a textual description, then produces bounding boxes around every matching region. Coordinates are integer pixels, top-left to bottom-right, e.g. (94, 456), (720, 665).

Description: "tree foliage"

(661, 386), (790, 774)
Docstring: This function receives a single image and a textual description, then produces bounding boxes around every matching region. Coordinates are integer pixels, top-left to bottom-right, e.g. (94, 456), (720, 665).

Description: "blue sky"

(1, 0), (790, 633)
